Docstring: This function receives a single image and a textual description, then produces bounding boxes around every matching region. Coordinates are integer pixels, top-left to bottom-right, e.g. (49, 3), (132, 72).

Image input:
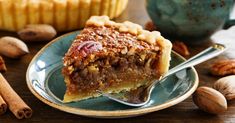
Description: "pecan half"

(0, 56), (7, 72)
(210, 59), (235, 76)
(172, 41), (190, 57)
(144, 21), (157, 31)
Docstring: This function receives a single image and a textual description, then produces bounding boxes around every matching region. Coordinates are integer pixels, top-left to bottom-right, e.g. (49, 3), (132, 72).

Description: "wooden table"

(1, 0), (235, 122)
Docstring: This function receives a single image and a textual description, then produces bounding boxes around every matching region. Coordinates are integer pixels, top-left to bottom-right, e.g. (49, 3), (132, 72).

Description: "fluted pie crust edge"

(0, 0), (128, 32)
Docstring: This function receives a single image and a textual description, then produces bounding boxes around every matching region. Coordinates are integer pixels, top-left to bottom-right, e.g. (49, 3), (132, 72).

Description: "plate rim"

(26, 31), (199, 118)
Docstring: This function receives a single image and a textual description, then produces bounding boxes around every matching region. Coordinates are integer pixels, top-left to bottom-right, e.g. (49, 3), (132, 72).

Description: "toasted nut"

(18, 24), (57, 42)
(210, 59), (235, 76)
(144, 21), (157, 31)
(0, 37), (29, 58)
(193, 86), (227, 114)
(214, 75), (235, 100)
(172, 41), (190, 57)
(0, 56), (7, 72)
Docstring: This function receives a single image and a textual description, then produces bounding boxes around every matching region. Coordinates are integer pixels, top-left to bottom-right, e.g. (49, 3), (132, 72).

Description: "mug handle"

(223, 19), (235, 29)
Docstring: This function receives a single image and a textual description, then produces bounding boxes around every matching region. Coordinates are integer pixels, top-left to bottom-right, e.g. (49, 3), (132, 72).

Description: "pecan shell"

(0, 56), (7, 72)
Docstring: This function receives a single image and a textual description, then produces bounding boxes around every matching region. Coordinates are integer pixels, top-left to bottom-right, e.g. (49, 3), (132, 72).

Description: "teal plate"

(26, 31), (199, 118)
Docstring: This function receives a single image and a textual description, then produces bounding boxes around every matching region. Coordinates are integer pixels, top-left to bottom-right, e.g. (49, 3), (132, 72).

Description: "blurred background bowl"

(146, 0), (234, 43)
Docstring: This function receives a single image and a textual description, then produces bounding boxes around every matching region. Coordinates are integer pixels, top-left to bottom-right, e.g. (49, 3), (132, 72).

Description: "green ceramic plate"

(26, 31), (199, 118)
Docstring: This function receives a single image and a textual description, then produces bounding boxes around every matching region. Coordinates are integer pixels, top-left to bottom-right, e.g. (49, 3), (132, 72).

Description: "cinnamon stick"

(0, 95), (7, 115)
(0, 73), (32, 119)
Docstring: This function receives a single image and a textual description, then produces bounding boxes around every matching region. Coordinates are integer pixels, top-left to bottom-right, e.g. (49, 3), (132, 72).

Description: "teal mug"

(146, 0), (235, 43)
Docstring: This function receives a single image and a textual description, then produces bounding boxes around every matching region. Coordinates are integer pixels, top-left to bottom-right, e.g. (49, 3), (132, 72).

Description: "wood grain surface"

(0, 0), (235, 122)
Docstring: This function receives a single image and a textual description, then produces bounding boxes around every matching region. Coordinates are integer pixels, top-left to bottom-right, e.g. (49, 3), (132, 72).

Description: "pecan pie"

(62, 16), (172, 102)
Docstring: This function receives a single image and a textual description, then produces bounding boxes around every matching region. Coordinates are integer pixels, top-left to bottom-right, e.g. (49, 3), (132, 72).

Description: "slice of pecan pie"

(62, 16), (172, 103)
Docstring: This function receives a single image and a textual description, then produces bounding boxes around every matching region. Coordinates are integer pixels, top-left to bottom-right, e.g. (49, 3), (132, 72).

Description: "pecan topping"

(210, 59), (235, 76)
(172, 41), (190, 57)
(0, 56), (7, 72)
(76, 41), (103, 58)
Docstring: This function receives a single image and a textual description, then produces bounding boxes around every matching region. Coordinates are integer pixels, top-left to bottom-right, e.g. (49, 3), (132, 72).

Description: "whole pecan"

(210, 59), (235, 76)
(73, 41), (103, 58)
(144, 21), (157, 31)
(172, 41), (190, 57)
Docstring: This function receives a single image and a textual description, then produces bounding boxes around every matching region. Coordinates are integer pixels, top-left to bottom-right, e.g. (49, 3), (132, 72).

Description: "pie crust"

(0, 0), (128, 31)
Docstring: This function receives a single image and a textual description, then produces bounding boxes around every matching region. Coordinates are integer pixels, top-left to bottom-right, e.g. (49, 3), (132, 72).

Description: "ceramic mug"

(146, 0), (235, 43)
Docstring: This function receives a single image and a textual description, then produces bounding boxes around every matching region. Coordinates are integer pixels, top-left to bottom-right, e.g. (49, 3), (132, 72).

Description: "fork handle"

(165, 43), (226, 78)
